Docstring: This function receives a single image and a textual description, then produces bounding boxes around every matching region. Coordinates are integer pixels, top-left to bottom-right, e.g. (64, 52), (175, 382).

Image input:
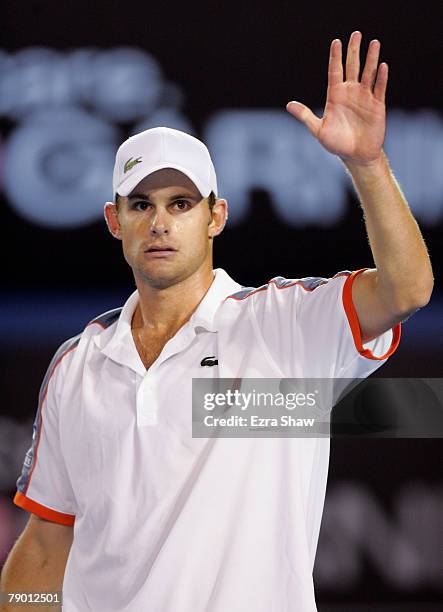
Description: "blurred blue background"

(1, 1), (441, 609)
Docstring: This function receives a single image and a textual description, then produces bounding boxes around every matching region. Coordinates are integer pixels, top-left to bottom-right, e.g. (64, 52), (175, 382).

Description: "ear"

(104, 202), (122, 240)
(208, 198), (228, 239)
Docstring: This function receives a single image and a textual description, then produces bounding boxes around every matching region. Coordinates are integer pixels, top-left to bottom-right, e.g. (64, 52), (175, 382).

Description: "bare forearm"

(344, 150), (433, 310)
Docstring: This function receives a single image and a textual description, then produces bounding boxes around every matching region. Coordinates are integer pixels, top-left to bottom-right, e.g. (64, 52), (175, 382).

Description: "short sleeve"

(252, 269), (401, 379)
(13, 337), (80, 526)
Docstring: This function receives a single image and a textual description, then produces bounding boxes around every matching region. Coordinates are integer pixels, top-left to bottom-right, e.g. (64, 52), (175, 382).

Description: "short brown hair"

(207, 191), (216, 211)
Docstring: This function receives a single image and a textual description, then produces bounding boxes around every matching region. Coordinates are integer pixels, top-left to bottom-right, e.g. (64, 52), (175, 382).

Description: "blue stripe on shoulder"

(295, 276), (328, 290)
(228, 285), (259, 300)
(88, 307), (122, 329)
(283, 271), (352, 291)
(16, 334), (81, 495)
(227, 271), (352, 300)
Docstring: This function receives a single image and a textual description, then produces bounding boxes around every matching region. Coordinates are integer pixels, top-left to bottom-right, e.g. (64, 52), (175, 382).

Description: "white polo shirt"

(14, 268), (400, 612)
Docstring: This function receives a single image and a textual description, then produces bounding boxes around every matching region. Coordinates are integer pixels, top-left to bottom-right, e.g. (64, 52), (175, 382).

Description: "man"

(1, 32), (433, 612)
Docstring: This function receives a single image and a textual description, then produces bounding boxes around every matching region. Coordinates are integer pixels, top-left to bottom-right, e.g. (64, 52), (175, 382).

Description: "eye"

(172, 199), (192, 211)
(131, 201), (150, 211)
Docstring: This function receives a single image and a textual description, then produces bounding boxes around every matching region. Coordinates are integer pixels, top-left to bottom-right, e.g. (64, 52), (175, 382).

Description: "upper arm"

(26, 514), (74, 555)
(351, 268), (418, 343)
(0, 514), (73, 593)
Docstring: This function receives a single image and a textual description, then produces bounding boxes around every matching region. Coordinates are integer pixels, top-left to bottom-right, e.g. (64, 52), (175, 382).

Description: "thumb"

(286, 101), (321, 138)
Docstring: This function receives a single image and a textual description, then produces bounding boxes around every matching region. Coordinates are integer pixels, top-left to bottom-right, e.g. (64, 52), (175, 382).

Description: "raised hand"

(286, 31), (388, 165)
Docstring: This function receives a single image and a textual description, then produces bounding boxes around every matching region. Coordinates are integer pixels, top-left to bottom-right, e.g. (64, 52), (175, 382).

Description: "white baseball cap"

(112, 126), (218, 198)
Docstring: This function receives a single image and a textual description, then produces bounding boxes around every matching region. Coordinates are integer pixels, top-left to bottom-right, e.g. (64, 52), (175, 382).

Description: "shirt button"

(137, 411), (158, 427)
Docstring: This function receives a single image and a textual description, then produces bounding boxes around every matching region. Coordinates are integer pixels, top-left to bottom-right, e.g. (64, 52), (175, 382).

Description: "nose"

(149, 209), (169, 236)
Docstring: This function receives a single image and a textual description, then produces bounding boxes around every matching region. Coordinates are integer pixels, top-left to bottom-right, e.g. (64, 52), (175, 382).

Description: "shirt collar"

(189, 268), (241, 332)
(96, 268), (241, 362)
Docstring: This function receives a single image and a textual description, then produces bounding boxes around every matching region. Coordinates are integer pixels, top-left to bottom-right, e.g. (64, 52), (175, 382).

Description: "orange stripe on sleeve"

(342, 269), (401, 361)
(13, 491), (75, 526)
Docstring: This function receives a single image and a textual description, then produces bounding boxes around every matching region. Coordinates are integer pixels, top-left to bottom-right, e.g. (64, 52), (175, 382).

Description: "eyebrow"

(127, 192), (201, 202)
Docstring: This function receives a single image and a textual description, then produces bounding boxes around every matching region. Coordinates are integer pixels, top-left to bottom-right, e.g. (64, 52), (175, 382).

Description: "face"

(104, 168), (227, 289)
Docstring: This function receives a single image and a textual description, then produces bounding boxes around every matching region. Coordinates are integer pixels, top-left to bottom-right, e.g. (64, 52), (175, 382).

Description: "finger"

(286, 101), (322, 137)
(328, 39), (343, 87)
(345, 30), (362, 81)
(361, 39), (381, 89)
(373, 62), (389, 103)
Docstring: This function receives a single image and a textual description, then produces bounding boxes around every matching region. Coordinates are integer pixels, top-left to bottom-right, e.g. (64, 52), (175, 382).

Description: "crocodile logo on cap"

(124, 157), (142, 173)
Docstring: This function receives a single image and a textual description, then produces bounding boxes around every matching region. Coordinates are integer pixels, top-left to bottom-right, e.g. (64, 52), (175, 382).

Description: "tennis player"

(1, 32), (433, 612)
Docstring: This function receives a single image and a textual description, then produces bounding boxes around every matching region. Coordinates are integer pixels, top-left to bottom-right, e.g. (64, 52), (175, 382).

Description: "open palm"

(287, 32), (388, 164)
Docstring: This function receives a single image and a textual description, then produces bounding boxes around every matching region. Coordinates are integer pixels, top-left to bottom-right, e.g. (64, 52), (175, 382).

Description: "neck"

(132, 265), (215, 333)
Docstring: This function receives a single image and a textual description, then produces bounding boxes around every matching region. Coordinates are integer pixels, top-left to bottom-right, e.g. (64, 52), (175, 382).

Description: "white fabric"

(113, 126), (218, 198)
(16, 268), (398, 612)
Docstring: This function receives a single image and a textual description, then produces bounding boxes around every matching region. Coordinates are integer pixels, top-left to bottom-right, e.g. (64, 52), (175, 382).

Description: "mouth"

(145, 247), (176, 252)
(144, 246), (177, 258)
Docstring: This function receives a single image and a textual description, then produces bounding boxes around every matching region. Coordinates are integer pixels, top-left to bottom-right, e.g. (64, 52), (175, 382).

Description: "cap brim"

(115, 163), (212, 199)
